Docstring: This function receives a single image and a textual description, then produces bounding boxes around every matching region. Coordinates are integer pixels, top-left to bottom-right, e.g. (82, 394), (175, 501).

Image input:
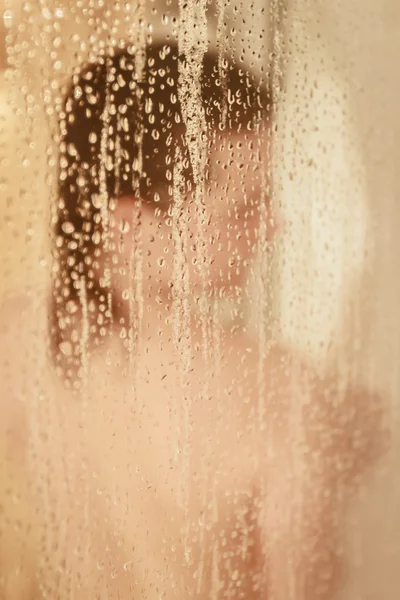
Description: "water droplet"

(66, 300), (78, 314)
(117, 73), (126, 88)
(59, 341), (73, 357)
(67, 143), (77, 157)
(73, 86), (83, 100)
(119, 219), (130, 234)
(92, 230), (101, 244)
(123, 559), (134, 572)
(61, 221), (75, 234)
(92, 194), (106, 209)
(96, 560), (104, 571)
(41, 6), (52, 19)
(3, 9), (14, 29)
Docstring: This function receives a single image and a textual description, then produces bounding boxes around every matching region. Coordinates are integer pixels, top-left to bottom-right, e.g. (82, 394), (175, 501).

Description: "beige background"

(275, 2), (400, 598)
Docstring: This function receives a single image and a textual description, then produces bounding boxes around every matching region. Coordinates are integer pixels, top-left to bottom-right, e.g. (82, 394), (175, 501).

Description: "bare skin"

(0, 290), (385, 599)
(0, 131), (386, 599)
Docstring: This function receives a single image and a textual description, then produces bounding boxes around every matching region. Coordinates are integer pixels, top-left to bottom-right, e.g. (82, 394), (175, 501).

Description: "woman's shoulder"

(221, 330), (386, 478)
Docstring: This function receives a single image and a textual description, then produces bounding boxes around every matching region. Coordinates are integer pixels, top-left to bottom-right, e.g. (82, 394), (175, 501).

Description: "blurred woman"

(0, 41), (385, 599)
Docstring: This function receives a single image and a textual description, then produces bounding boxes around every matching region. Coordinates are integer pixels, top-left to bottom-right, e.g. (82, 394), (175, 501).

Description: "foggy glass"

(0, 1), (398, 599)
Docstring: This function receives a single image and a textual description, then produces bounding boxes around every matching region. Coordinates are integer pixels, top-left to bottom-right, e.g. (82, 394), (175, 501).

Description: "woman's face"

(110, 129), (274, 295)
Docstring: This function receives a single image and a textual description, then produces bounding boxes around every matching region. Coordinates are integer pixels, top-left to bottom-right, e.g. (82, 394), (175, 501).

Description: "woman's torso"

(1, 294), (385, 599)
(1, 296), (273, 599)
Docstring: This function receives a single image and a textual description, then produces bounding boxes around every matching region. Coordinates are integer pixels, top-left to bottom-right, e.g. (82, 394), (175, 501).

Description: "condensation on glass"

(0, 1), (399, 599)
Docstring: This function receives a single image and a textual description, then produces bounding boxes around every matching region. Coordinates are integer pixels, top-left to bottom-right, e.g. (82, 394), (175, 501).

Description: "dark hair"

(51, 41), (271, 382)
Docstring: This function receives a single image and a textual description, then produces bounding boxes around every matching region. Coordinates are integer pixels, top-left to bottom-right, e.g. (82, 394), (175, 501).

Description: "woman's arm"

(254, 359), (387, 599)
